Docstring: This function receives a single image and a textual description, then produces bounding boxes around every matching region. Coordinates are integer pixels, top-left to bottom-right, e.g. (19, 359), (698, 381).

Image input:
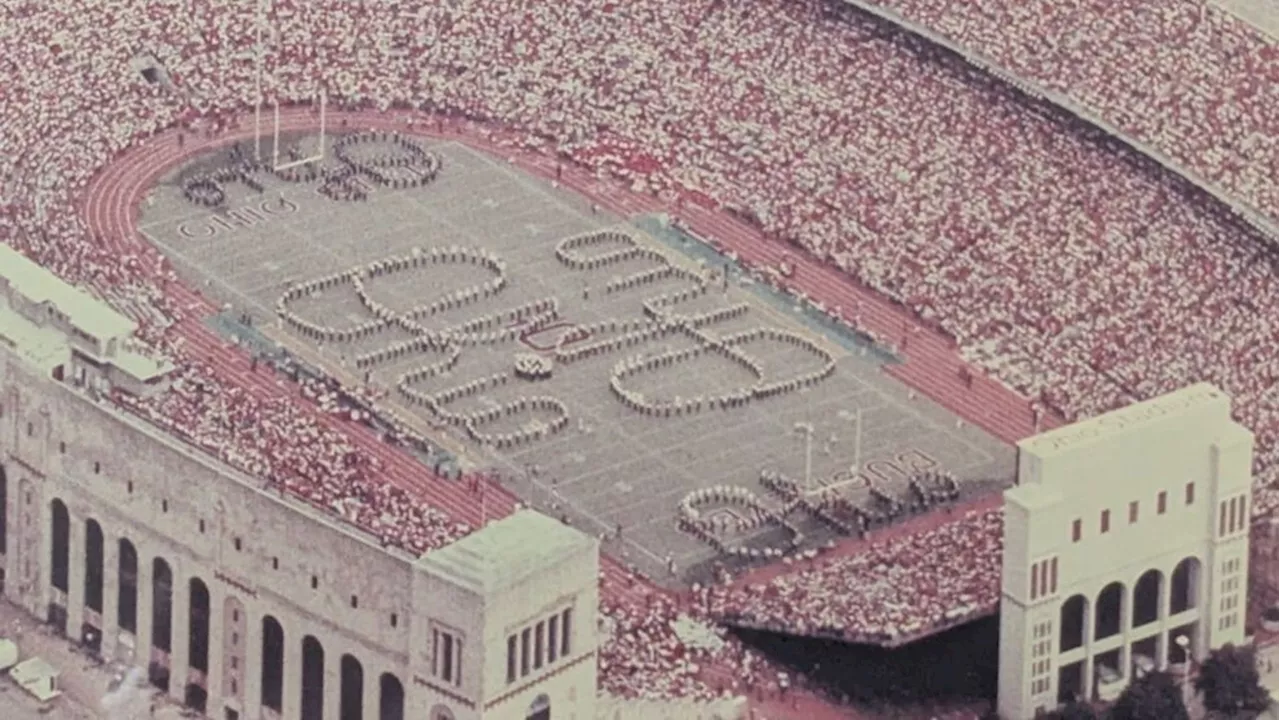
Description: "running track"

(81, 106), (1045, 617)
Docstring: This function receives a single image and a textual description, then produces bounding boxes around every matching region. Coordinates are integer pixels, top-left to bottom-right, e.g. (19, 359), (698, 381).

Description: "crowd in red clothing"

(702, 508), (1003, 646)
(847, 0), (1278, 221)
(1, 0), (1276, 705)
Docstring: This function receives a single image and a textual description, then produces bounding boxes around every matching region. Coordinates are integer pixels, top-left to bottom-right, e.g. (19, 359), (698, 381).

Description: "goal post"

(270, 90), (327, 172)
(252, 0), (328, 171)
(802, 408), (863, 500)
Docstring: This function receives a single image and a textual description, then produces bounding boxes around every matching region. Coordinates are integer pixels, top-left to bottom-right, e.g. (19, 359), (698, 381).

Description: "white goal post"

(802, 408), (863, 499)
(252, 0), (327, 171)
(272, 91), (327, 172)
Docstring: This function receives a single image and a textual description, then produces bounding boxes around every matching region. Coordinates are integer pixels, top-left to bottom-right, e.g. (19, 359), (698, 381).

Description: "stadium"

(0, 0), (1276, 719)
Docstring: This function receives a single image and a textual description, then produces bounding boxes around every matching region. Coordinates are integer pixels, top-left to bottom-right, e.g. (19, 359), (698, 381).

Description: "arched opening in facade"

(261, 615), (285, 713)
(527, 693), (551, 720)
(301, 635), (325, 720)
(428, 705), (455, 720)
(48, 499), (70, 634)
(151, 558), (173, 652)
(1059, 594), (1088, 653)
(379, 673), (405, 720)
(84, 519), (104, 613)
(50, 499), (70, 591)
(150, 557), (173, 691)
(1094, 581), (1124, 641)
(1132, 569), (1162, 629)
(117, 538), (138, 633)
(188, 577), (211, 673)
(1170, 557), (1200, 615)
(82, 517), (105, 653)
(340, 654), (364, 720)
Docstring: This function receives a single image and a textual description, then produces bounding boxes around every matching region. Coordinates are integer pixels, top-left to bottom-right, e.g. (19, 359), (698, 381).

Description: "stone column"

(242, 602), (264, 720)
(205, 584), (226, 715)
(134, 547), (153, 671)
(1082, 602), (1096, 702)
(323, 644), (342, 720)
(1119, 590), (1132, 681)
(1156, 576), (1171, 670)
(362, 661), (380, 720)
(281, 621), (303, 720)
(65, 512), (85, 641)
(1192, 560), (1208, 661)
(36, 495), (53, 619)
(101, 533), (119, 660)
(168, 565), (191, 703)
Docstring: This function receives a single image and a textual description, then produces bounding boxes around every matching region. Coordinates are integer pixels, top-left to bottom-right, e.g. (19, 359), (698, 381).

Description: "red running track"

(81, 109), (655, 606)
(81, 107), (1047, 610)
(481, 128), (1059, 441)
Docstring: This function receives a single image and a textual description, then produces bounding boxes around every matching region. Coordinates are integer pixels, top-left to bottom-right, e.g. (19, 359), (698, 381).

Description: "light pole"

(793, 422), (814, 495)
(1175, 635), (1191, 699)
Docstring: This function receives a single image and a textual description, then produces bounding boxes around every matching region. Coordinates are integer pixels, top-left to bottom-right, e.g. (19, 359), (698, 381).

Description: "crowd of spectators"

(701, 508), (1004, 646)
(599, 582), (776, 701)
(843, 0), (1278, 221)
(0, 0), (1276, 706)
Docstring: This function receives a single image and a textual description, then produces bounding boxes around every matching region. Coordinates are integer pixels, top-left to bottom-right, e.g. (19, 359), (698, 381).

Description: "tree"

(1110, 670), (1190, 720)
(1044, 700), (1100, 720)
(1196, 643), (1271, 715)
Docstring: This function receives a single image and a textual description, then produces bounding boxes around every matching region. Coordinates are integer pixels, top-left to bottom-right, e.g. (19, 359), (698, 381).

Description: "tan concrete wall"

(0, 344), (597, 720)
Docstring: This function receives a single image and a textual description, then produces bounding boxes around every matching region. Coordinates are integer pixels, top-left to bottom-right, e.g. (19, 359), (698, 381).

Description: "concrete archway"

(150, 557), (173, 691)
(49, 499), (69, 592)
(301, 634), (325, 720)
(261, 615), (285, 712)
(1132, 569), (1162, 628)
(151, 558), (173, 652)
(379, 673), (405, 720)
(1170, 557), (1201, 614)
(340, 654), (364, 720)
(48, 499), (70, 634)
(1094, 581), (1125, 641)
(81, 517), (105, 652)
(117, 538), (138, 633)
(84, 518), (104, 613)
(188, 577), (211, 673)
(1059, 593), (1088, 652)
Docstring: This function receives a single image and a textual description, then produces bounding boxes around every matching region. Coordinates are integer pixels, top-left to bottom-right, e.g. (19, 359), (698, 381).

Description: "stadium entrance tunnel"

(730, 613), (999, 709)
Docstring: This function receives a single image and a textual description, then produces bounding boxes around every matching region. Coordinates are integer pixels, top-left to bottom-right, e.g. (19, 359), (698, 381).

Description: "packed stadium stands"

(0, 0), (1275, 709)
(705, 507), (1004, 647)
(843, 0), (1279, 224)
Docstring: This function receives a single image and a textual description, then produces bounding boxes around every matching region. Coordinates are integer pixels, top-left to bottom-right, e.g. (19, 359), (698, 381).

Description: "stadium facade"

(0, 259), (600, 720)
(998, 384), (1253, 719)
